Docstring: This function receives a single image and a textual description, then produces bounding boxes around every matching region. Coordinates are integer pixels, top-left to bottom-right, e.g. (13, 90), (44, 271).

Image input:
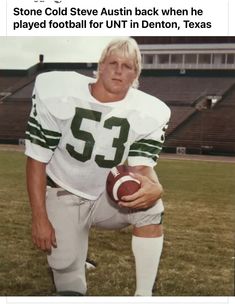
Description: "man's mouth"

(112, 78), (122, 83)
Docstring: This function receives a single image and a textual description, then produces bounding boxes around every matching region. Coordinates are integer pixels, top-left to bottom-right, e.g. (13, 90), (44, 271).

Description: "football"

(106, 165), (141, 203)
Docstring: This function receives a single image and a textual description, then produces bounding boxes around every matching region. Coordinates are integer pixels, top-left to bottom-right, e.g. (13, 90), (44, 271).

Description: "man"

(25, 38), (171, 296)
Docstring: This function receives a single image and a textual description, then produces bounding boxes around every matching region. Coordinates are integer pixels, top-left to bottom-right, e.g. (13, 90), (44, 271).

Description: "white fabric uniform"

(25, 71), (171, 294)
(25, 71), (171, 200)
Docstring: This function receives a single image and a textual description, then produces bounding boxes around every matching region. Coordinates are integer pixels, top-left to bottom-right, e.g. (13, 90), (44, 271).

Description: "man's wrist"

(31, 208), (48, 221)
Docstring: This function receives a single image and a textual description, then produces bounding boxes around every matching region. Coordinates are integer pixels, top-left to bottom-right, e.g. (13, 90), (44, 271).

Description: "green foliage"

(0, 151), (234, 296)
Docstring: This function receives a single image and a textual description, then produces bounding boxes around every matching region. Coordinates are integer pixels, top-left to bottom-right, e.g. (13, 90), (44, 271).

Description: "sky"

(0, 36), (124, 69)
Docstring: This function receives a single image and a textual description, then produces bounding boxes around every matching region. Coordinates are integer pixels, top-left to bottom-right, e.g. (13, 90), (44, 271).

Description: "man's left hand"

(118, 172), (163, 210)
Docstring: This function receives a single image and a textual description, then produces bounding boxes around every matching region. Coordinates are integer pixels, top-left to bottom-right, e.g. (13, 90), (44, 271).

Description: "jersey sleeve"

(25, 84), (62, 163)
(127, 107), (170, 167)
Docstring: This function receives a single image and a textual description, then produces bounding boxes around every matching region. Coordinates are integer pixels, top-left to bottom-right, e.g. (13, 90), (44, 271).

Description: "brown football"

(106, 165), (141, 203)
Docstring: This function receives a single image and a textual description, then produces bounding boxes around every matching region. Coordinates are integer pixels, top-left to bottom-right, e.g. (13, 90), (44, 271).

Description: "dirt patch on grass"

(161, 153), (235, 163)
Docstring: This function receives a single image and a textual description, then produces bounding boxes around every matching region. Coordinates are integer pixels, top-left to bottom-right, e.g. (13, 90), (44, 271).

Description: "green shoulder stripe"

(25, 133), (48, 149)
(25, 132), (58, 151)
(129, 142), (162, 155)
(129, 138), (163, 160)
(135, 138), (163, 146)
(128, 151), (158, 162)
(28, 116), (61, 138)
(26, 116), (61, 151)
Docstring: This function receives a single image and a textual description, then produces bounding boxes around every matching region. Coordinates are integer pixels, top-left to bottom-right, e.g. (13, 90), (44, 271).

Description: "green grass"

(0, 150), (234, 296)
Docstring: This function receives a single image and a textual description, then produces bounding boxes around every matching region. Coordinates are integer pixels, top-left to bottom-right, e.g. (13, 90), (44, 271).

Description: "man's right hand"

(32, 216), (57, 253)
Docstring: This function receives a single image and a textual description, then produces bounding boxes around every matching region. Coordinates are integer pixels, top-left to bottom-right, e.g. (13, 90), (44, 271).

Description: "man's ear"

(98, 63), (104, 75)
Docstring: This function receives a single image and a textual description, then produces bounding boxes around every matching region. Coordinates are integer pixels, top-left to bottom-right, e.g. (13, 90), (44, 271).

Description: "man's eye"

(124, 64), (132, 69)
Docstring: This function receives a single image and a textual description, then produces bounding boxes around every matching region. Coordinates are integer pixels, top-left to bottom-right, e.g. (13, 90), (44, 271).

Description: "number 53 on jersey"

(66, 107), (130, 169)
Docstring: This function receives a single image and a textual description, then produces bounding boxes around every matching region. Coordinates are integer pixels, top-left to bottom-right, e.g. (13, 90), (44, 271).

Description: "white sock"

(132, 235), (163, 296)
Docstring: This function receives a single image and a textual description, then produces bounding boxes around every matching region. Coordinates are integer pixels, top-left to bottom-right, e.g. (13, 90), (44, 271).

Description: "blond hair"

(97, 38), (142, 88)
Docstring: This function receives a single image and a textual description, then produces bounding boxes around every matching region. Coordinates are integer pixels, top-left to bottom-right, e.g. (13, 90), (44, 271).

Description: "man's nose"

(115, 64), (122, 74)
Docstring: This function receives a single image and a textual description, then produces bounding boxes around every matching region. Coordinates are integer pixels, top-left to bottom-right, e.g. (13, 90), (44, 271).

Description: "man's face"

(98, 51), (137, 98)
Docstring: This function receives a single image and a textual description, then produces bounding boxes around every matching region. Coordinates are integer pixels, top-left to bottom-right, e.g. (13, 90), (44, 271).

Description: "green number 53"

(66, 107), (130, 168)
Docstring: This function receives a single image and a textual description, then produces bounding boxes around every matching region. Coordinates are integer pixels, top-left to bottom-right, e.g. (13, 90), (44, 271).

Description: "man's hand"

(118, 171), (163, 210)
(118, 166), (163, 210)
(32, 215), (57, 253)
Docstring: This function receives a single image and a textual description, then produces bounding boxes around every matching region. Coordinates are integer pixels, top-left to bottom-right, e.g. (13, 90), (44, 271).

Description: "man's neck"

(90, 82), (127, 103)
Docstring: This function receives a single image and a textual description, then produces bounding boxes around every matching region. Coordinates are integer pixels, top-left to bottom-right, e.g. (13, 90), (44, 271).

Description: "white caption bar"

(0, 0), (233, 36)
(5, 296), (231, 303)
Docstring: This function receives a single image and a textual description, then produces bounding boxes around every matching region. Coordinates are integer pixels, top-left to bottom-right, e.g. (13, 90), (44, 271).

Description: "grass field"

(0, 150), (234, 296)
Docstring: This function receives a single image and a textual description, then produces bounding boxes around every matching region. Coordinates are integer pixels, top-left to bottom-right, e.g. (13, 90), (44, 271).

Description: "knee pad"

(130, 199), (164, 228)
(47, 249), (78, 272)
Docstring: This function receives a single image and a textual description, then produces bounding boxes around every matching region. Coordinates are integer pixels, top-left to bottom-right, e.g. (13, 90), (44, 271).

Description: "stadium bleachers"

(165, 86), (235, 154)
(139, 76), (235, 105)
(138, 75), (235, 155)
(219, 83), (235, 106)
(7, 82), (34, 101)
(166, 106), (196, 135)
(0, 69), (235, 155)
(0, 75), (36, 95)
(0, 76), (23, 92)
(0, 99), (31, 142)
(166, 108), (235, 153)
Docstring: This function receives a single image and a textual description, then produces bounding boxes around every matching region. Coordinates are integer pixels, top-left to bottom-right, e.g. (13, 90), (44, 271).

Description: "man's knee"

(133, 224), (163, 237)
(48, 250), (77, 271)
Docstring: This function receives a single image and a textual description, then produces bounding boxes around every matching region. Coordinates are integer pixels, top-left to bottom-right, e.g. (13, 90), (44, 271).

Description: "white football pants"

(46, 187), (164, 295)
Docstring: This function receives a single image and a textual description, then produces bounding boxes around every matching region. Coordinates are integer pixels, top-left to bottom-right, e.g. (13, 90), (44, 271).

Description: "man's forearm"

(26, 157), (48, 219)
(26, 157), (57, 251)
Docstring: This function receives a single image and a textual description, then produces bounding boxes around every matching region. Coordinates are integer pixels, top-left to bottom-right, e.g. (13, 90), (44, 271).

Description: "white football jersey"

(25, 72), (171, 200)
